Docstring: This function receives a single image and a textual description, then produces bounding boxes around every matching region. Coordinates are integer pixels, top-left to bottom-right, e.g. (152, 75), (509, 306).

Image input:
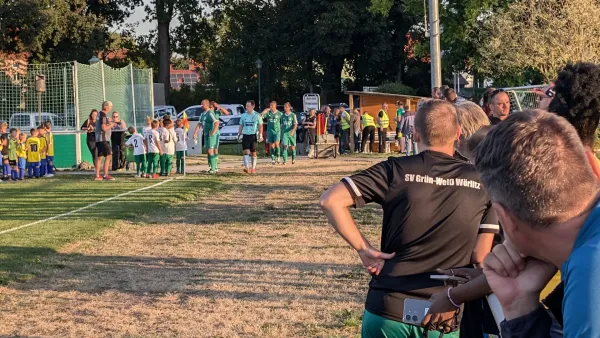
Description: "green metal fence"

(0, 61), (153, 168)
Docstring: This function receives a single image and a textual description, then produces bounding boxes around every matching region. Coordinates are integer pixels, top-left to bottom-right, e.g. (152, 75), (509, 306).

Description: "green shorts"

(362, 310), (459, 338)
(282, 133), (296, 146)
(204, 134), (219, 149)
(267, 130), (281, 144)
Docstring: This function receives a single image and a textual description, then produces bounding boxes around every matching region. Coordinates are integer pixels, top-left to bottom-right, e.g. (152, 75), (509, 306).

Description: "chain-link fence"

(502, 85), (545, 112)
(0, 61), (153, 168)
(0, 61), (153, 130)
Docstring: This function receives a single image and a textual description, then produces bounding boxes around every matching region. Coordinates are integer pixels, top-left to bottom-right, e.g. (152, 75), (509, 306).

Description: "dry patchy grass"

(0, 158), (384, 338)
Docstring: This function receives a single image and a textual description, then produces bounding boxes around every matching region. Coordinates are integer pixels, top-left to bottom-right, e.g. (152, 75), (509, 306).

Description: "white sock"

(252, 156), (257, 169)
(243, 155), (250, 168)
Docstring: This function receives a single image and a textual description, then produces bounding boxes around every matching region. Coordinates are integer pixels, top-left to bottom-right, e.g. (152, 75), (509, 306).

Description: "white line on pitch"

(0, 179), (173, 236)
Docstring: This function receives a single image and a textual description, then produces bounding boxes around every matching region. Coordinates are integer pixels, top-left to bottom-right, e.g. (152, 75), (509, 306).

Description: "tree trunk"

(396, 58), (404, 83)
(158, 21), (171, 104)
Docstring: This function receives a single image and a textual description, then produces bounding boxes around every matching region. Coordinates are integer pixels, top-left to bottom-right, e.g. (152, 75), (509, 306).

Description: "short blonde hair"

(455, 101), (490, 139)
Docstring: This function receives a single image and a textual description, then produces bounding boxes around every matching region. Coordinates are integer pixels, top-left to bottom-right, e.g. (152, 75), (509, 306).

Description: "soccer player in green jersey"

(193, 99), (220, 174)
(210, 101), (231, 171)
(261, 101), (283, 165)
(280, 102), (298, 165)
(238, 100), (263, 174)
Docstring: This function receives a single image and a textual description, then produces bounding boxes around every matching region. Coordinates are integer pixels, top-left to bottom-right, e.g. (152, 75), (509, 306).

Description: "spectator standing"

(376, 103), (390, 153)
(476, 110), (600, 338)
(95, 101), (115, 181)
(361, 110), (376, 153)
(321, 100), (499, 338)
(454, 101), (491, 161)
(399, 109), (416, 155)
(340, 108), (351, 154)
(303, 109), (317, 157)
(351, 108), (362, 152)
(395, 102), (407, 154)
(81, 109), (98, 163)
(481, 88), (497, 117)
(110, 111), (127, 171)
(489, 90), (511, 125)
(443, 88), (466, 104)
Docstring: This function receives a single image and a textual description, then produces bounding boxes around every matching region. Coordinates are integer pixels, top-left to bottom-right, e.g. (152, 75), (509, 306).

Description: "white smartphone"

(402, 298), (433, 325)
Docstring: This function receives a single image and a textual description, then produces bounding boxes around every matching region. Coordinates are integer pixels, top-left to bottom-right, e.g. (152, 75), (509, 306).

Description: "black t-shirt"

(341, 151), (499, 322)
(305, 116), (316, 130)
(490, 116), (503, 126)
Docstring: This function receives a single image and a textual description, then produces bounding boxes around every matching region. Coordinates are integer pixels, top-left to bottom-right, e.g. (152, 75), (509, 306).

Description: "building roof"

(345, 91), (425, 100)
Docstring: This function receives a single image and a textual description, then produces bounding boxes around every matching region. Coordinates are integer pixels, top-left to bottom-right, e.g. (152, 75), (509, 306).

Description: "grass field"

(0, 156), (560, 337)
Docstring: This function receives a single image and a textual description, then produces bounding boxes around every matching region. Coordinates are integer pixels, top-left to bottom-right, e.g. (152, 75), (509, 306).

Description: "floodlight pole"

(429, 0), (442, 93)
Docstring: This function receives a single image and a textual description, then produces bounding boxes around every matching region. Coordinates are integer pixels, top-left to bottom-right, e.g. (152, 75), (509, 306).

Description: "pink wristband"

(447, 287), (460, 308)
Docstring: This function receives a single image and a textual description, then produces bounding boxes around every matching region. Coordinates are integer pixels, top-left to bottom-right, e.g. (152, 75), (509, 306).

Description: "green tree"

(0, 0), (141, 63)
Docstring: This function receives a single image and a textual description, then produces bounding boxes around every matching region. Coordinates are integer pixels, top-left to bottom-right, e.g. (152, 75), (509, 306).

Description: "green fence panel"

(54, 133), (77, 169)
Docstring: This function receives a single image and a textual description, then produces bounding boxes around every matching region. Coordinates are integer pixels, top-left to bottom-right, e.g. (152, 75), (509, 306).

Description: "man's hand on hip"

(357, 246), (395, 276)
(483, 243), (557, 320)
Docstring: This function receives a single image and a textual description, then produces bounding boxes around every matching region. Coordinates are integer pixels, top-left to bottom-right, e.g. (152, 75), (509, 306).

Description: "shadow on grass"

(1, 246), (369, 304)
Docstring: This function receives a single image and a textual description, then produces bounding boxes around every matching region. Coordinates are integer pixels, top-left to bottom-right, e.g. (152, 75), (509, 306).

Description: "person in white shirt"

(144, 120), (163, 179)
(175, 119), (188, 174)
(125, 127), (146, 178)
(162, 119), (177, 176)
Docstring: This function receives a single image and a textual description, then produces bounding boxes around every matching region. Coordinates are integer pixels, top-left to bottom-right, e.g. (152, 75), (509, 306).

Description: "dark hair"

(37, 126), (45, 131)
(30, 128), (36, 134)
(43, 121), (51, 129)
(247, 100), (256, 106)
(128, 126), (136, 134)
(489, 89), (507, 101)
(89, 109), (98, 119)
(548, 62), (600, 148)
(151, 120), (159, 128)
(482, 88), (497, 106)
(163, 119), (173, 128)
(9, 128), (17, 133)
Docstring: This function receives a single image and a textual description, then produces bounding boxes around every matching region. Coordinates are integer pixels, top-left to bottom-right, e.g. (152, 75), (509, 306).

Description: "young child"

(125, 126), (147, 178)
(26, 128), (42, 178)
(0, 122), (7, 137)
(144, 120), (163, 179)
(16, 133), (27, 180)
(175, 119), (187, 174)
(162, 119), (176, 176)
(157, 119), (167, 175)
(37, 126), (48, 177)
(8, 128), (19, 180)
(0, 135), (8, 180)
(43, 121), (55, 177)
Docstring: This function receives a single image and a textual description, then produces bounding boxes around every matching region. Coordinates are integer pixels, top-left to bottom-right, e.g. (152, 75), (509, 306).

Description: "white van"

(9, 112), (73, 131)
(154, 105), (177, 120)
(219, 104), (245, 123)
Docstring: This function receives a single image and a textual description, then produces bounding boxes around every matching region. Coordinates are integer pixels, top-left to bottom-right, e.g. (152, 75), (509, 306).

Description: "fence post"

(100, 60), (106, 101)
(130, 64), (137, 127)
(73, 62), (82, 164)
(63, 67), (68, 126)
(149, 69), (154, 113)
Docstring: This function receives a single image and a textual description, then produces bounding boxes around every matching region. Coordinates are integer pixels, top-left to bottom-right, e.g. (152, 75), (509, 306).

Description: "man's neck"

(419, 143), (456, 157)
(536, 194), (600, 268)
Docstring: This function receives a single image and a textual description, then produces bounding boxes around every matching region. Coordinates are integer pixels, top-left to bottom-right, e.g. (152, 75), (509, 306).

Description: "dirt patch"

(0, 157), (384, 337)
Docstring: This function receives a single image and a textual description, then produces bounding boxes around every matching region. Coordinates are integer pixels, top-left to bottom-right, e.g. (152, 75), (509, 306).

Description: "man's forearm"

(449, 274), (492, 304)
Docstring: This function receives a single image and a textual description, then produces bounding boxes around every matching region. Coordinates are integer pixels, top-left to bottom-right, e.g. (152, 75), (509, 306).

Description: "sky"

(124, 1), (180, 36)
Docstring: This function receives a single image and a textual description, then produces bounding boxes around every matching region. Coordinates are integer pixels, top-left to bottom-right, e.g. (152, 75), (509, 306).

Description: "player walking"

(193, 99), (220, 174)
(261, 101), (283, 165)
(238, 100), (263, 174)
(281, 102), (298, 165)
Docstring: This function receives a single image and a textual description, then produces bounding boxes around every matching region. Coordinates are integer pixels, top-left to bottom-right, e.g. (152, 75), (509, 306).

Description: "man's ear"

(492, 202), (516, 236)
(456, 125), (462, 142)
(414, 130), (420, 143)
(586, 151), (600, 181)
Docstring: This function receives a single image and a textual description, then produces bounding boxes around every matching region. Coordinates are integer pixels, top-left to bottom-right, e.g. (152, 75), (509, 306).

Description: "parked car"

(154, 105), (177, 120)
(218, 116), (241, 144)
(218, 104), (244, 124)
(9, 112), (73, 131)
(178, 105), (205, 121)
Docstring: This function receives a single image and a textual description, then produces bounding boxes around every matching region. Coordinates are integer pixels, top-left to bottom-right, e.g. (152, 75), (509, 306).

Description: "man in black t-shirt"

(320, 100), (499, 338)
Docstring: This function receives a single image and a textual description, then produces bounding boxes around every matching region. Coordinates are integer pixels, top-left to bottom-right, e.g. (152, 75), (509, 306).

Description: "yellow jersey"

(38, 136), (47, 159)
(26, 137), (41, 163)
(16, 141), (27, 158)
(45, 132), (54, 156)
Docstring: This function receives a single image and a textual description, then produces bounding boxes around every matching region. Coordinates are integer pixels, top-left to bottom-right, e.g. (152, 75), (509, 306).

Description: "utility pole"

(429, 0), (442, 95)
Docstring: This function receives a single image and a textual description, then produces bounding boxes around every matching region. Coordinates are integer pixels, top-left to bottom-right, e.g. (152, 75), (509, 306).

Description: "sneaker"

(292, 160), (296, 165)
(243, 168), (249, 174)
(251, 169), (256, 174)
(208, 169), (217, 174)
(94, 175), (103, 181)
(282, 162), (287, 166)
(45, 174), (55, 178)
(271, 160), (275, 165)
(153, 174), (160, 179)
(103, 175), (116, 181)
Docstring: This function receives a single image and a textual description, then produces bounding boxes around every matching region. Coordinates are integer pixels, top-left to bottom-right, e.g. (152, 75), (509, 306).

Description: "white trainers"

(44, 174), (55, 178)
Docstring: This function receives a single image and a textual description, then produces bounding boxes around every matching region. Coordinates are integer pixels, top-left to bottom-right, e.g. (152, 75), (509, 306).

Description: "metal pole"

(100, 60), (106, 101)
(258, 69), (262, 111)
(37, 92), (42, 122)
(429, 0), (442, 93)
(63, 67), (68, 126)
(149, 69), (154, 117)
(130, 64), (137, 127)
(73, 62), (82, 164)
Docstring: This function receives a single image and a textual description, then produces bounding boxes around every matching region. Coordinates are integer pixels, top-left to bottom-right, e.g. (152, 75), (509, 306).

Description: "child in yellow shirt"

(16, 133), (27, 180)
(26, 128), (42, 178)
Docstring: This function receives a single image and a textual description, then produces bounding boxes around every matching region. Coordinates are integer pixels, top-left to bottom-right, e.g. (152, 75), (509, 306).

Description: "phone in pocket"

(402, 298), (433, 325)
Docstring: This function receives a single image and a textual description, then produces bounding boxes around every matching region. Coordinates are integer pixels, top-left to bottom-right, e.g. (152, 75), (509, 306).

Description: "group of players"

(192, 99), (298, 174)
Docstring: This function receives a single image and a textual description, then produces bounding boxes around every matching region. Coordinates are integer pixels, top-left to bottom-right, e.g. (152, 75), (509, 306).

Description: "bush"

(376, 82), (417, 96)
